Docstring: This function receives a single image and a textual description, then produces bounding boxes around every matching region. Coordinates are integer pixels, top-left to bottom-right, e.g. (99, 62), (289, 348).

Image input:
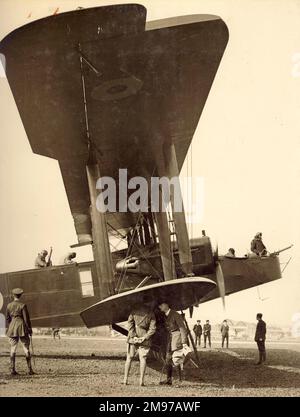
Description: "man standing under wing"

(6, 288), (35, 375)
(123, 303), (156, 386)
(158, 301), (188, 385)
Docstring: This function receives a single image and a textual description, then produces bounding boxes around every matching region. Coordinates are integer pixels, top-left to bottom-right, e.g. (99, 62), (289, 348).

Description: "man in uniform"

(6, 288), (34, 375)
(123, 303), (156, 386)
(225, 248), (236, 257)
(35, 249), (51, 268)
(221, 320), (230, 348)
(255, 313), (267, 364)
(158, 301), (188, 385)
(251, 233), (267, 256)
(193, 320), (202, 346)
(63, 252), (77, 265)
(52, 328), (61, 340)
(203, 319), (212, 348)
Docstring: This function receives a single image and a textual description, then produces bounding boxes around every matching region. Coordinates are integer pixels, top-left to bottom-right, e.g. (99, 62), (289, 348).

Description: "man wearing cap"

(193, 320), (202, 346)
(225, 248), (236, 258)
(158, 301), (188, 385)
(255, 313), (267, 365)
(35, 249), (51, 268)
(221, 320), (230, 348)
(251, 233), (267, 257)
(6, 288), (35, 375)
(203, 320), (212, 348)
(63, 252), (77, 265)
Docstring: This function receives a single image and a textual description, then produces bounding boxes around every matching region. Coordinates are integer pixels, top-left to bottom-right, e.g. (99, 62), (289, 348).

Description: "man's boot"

(10, 354), (18, 376)
(159, 364), (172, 385)
(176, 365), (183, 382)
(262, 352), (266, 363)
(256, 352), (262, 365)
(26, 354), (35, 375)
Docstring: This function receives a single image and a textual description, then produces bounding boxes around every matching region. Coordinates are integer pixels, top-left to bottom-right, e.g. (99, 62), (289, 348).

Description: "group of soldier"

(193, 319), (230, 349)
(124, 301), (189, 386)
(5, 290), (266, 384)
(225, 232), (268, 258)
(34, 249), (77, 268)
(123, 303), (267, 386)
(192, 316), (266, 363)
(34, 232), (267, 269)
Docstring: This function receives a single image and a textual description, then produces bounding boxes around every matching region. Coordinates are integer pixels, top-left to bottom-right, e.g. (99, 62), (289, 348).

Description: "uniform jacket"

(193, 324), (202, 335)
(203, 323), (211, 335)
(127, 307), (156, 348)
(165, 310), (188, 352)
(251, 238), (266, 255)
(255, 319), (266, 342)
(221, 324), (229, 336)
(6, 300), (32, 337)
(35, 254), (47, 268)
(64, 256), (75, 265)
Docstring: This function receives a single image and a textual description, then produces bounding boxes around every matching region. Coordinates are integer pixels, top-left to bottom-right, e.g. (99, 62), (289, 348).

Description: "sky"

(0, 0), (299, 327)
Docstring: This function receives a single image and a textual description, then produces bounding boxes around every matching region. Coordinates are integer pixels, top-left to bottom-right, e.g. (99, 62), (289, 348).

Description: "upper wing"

(0, 7), (228, 242)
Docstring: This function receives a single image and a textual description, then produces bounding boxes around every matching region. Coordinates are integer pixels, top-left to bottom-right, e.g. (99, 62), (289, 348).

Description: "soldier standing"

(203, 320), (212, 348)
(255, 313), (267, 364)
(52, 328), (61, 340)
(6, 288), (35, 375)
(158, 301), (188, 385)
(123, 303), (156, 386)
(193, 320), (202, 346)
(251, 233), (267, 256)
(221, 320), (229, 348)
(35, 249), (52, 268)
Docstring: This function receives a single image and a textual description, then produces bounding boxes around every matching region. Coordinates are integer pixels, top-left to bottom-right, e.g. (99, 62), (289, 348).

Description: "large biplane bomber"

(0, 4), (290, 360)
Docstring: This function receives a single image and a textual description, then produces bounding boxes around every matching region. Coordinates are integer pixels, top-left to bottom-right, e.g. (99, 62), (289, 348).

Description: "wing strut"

(86, 163), (115, 299)
(156, 141), (193, 276)
(154, 195), (177, 281)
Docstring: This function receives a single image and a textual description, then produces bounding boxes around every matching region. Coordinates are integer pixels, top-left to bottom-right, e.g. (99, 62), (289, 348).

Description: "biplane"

(0, 4), (285, 353)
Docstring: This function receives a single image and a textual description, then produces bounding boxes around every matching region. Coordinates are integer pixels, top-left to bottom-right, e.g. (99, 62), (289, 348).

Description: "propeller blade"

(216, 262), (226, 309)
(189, 306), (194, 318)
(214, 244), (219, 263)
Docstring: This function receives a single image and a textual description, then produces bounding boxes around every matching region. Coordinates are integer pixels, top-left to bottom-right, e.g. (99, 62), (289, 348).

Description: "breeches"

(127, 343), (150, 361)
(8, 336), (30, 355)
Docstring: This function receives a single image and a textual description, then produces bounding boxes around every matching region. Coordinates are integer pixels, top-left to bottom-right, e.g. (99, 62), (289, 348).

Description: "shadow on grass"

(233, 348), (300, 369)
(147, 349), (300, 389)
(0, 353), (125, 361)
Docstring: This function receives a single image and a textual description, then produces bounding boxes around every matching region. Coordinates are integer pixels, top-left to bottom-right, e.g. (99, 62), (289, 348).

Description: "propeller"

(189, 306), (194, 318)
(214, 244), (226, 309)
(214, 244), (219, 263)
(216, 262), (226, 309)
